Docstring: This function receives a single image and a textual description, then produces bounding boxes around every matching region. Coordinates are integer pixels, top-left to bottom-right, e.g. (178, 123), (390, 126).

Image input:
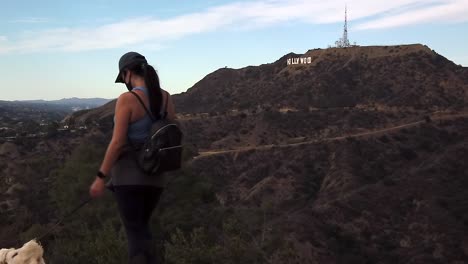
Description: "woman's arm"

(90, 93), (132, 198)
(98, 93), (132, 176)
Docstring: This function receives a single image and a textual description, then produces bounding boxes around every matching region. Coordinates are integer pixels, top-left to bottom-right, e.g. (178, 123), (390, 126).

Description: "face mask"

(123, 71), (133, 91)
(125, 82), (133, 91)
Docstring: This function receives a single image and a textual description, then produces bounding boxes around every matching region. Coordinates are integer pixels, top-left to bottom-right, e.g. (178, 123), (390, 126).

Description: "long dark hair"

(128, 63), (163, 118)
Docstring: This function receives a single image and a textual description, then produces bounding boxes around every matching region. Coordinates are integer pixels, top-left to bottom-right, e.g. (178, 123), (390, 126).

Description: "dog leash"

(34, 197), (93, 242)
(0, 197), (93, 248)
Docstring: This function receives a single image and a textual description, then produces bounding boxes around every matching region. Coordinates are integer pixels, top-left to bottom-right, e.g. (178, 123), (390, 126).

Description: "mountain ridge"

(172, 43), (467, 114)
(13, 97), (112, 106)
(66, 43), (467, 124)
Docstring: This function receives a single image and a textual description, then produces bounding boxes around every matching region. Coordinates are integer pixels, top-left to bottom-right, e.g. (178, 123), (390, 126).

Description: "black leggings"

(114, 185), (164, 264)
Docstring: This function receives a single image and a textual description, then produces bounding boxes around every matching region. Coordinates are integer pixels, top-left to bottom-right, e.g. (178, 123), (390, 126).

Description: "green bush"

(45, 142), (128, 263)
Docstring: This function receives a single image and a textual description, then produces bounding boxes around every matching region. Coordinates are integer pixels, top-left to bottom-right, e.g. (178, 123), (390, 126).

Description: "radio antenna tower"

(343, 5), (350, 46)
(335, 5), (352, 48)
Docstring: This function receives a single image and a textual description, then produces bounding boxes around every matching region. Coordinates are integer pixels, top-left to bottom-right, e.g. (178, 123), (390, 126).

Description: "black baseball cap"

(115, 52), (147, 83)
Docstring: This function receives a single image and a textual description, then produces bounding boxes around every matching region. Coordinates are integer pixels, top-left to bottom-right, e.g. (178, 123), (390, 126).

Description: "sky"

(0, 0), (467, 100)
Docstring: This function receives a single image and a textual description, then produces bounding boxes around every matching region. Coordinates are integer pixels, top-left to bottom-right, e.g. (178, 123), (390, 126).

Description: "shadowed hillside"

(173, 115), (468, 263)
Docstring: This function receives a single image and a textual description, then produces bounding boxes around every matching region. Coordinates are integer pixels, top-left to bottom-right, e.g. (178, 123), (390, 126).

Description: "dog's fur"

(0, 240), (45, 264)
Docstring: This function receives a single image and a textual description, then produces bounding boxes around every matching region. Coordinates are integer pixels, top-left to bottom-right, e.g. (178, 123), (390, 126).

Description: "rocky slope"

(179, 114), (468, 263)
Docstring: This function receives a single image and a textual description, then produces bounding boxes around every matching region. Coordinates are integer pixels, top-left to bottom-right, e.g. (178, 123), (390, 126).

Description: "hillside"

(67, 44), (467, 125)
(1, 44), (467, 263)
(66, 45), (468, 154)
(175, 114), (468, 263)
(173, 44), (467, 113)
(61, 99), (116, 126)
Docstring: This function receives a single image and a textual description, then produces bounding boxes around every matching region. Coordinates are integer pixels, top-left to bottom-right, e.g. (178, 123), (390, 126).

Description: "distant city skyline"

(1, 0), (467, 100)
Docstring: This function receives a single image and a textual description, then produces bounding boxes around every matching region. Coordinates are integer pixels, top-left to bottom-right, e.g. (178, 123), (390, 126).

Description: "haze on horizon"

(0, 0), (467, 101)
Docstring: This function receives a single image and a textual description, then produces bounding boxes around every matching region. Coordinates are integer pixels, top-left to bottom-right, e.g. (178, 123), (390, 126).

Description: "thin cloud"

(9, 17), (50, 24)
(355, 0), (468, 29)
(0, 0), (466, 54)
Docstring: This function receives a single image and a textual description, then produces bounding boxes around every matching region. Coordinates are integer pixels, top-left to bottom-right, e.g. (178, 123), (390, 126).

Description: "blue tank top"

(127, 86), (153, 143)
(108, 86), (168, 188)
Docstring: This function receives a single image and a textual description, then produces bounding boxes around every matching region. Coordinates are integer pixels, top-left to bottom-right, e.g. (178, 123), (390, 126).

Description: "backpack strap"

(130, 90), (169, 120)
(129, 91), (156, 121)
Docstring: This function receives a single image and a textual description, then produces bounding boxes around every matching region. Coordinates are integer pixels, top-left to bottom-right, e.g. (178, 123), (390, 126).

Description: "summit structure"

(335, 5), (354, 48)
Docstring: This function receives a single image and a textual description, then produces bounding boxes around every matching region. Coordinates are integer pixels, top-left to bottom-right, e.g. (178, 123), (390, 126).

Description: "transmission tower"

(335, 5), (353, 48)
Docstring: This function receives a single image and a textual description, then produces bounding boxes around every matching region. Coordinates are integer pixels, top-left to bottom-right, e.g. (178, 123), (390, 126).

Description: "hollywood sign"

(287, 57), (312, 66)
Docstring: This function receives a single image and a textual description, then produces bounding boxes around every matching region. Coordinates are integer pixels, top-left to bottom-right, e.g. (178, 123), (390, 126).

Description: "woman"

(89, 51), (176, 264)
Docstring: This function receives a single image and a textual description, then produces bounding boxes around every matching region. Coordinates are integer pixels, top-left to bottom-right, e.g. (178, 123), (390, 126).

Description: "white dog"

(0, 240), (45, 264)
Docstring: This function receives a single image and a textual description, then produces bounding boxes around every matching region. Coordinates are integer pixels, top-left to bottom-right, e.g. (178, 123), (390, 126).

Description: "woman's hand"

(89, 177), (106, 198)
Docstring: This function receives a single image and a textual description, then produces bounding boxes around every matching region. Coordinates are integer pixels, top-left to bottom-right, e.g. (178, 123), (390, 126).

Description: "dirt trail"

(195, 112), (468, 159)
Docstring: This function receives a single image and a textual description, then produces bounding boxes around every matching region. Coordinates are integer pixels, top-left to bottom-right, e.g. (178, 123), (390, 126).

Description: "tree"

(46, 121), (59, 138)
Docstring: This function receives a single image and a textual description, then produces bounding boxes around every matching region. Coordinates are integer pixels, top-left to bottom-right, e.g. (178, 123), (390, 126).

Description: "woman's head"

(115, 52), (163, 117)
(115, 52), (146, 83)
